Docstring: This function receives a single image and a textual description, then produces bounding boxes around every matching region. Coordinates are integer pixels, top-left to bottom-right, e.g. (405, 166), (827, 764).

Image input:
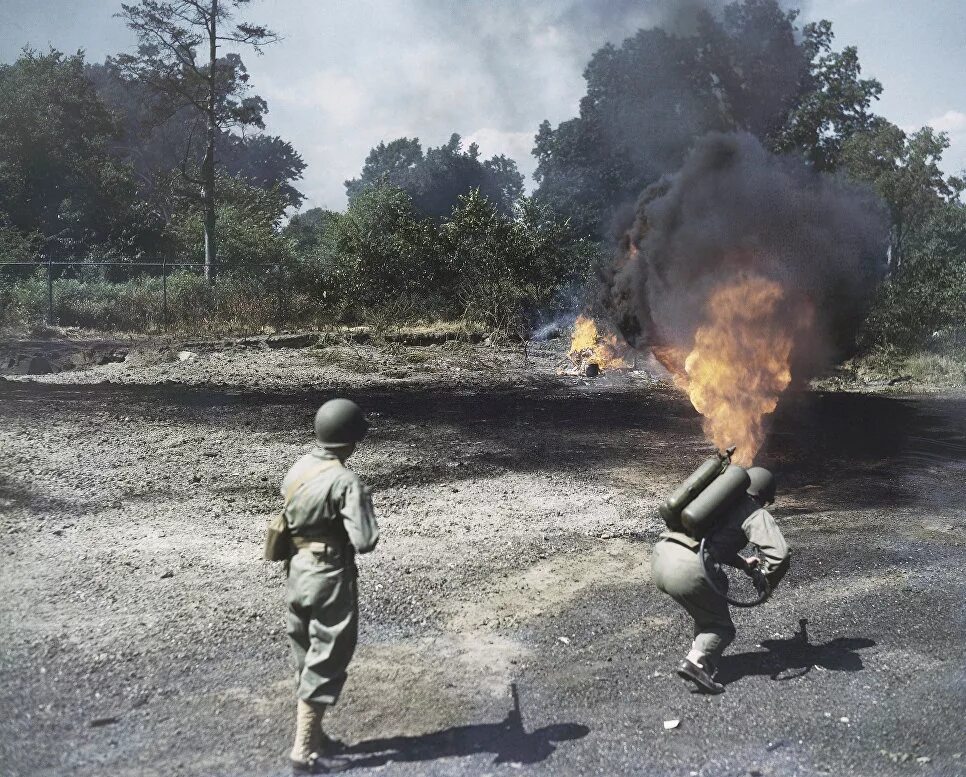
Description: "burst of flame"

(569, 314), (627, 371)
(651, 346), (689, 389)
(656, 275), (812, 466)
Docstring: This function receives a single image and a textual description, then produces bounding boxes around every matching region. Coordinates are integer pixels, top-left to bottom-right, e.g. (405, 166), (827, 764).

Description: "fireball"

(656, 275), (813, 466)
(569, 315), (627, 371)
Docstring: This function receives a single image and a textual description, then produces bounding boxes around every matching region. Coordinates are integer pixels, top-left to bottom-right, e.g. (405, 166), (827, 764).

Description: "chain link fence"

(0, 259), (314, 332)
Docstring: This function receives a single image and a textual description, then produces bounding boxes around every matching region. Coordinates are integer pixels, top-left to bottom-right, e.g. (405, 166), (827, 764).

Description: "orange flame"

(569, 315), (627, 371)
(651, 345), (689, 389)
(657, 275), (811, 466)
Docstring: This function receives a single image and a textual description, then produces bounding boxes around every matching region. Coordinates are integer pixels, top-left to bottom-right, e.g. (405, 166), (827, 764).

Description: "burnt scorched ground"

(0, 342), (964, 777)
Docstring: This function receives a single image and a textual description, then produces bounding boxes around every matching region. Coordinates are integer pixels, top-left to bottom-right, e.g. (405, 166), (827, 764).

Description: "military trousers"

(285, 548), (359, 705)
(651, 539), (736, 661)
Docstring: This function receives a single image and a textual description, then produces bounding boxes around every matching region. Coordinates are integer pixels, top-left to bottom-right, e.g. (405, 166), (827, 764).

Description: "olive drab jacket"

(660, 494), (790, 588)
(281, 449), (380, 557)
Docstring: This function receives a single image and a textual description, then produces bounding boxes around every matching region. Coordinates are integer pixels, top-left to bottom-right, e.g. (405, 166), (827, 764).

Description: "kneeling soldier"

(282, 398), (379, 773)
(651, 467), (790, 693)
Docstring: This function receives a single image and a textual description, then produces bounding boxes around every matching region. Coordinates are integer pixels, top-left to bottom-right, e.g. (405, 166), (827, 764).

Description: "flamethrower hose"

(699, 537), (771, 608)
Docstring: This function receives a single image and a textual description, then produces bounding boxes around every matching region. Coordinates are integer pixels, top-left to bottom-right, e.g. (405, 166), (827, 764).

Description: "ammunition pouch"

(264, 511), (293, 562)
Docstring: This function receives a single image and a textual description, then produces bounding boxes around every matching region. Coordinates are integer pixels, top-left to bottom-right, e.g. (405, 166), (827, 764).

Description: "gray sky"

(1, 0), (964, 211)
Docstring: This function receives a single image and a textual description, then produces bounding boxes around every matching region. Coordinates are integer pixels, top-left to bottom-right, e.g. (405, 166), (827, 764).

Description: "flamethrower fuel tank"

(658, 455), (728, 532)
(681, 464), (751, 538)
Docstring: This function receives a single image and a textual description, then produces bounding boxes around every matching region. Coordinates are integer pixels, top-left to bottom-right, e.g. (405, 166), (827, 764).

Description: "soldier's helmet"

(314, 398), (369, 448)
(746, 467), (776, 505)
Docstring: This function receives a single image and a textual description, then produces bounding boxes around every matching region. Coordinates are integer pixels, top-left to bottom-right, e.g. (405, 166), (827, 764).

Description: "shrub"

(442, 190), (598, 332)
(861, 204), (966, 351)
(323, 185), (444, 322)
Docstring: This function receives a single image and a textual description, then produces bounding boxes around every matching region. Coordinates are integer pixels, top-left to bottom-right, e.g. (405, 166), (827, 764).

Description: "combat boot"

(676, 658), (724, 694)
(290, 699), (348, 774)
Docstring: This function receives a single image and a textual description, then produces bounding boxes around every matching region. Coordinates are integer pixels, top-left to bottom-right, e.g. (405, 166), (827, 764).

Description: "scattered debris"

(557, 636), (571, 645)
(265, 333), (319, 349)
(881, 750), (914, 764)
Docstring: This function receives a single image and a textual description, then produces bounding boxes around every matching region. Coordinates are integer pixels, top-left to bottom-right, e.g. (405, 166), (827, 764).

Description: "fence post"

(46, 255), (54, 325)
(276, 263), (283, 329)
(162, 258), (168, 331)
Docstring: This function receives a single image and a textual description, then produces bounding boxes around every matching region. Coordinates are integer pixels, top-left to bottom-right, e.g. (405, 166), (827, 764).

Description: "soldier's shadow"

(339, 703), (589, 770)
(716, 626), (876, 685)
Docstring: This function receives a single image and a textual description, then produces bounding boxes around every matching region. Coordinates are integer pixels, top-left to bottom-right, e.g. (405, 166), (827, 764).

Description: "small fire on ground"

(653, 274), (813, 466)
(563, 315), (629, 377)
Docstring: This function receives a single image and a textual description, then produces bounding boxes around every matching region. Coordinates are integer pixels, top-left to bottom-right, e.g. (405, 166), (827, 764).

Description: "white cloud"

(465, 128), (534, 162)
(261, 71), (368, 127)
(924, 110), (966, 176)
(927, 109), (966, 135)
(465, 128), (538, 188)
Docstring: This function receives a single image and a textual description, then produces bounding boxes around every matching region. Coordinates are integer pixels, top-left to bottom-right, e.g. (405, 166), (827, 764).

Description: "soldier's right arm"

(338, 475), (380, 553)
(742, 508), (790, 589)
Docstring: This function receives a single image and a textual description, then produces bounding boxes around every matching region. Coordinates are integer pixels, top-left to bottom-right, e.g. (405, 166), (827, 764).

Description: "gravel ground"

(1, 337), (964, 777)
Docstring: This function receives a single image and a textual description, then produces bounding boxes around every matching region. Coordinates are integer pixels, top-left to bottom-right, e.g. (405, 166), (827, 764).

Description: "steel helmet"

(314, 398), (369, 447)
(746, 467), (776, 504)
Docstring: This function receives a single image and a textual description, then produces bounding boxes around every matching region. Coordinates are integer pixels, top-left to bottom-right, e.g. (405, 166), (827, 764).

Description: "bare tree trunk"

(203, 0), (218, 285)
(890, 220), (904, 281)
(202, 145), (216, 284)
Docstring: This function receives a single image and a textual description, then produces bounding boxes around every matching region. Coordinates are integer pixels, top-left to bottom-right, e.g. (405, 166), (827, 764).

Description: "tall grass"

(0, 271), (328, 334)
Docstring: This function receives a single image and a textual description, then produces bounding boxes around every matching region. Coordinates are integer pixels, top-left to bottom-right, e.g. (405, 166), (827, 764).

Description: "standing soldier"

(281, 398), (379, 773)
(651, 467), (790, 694)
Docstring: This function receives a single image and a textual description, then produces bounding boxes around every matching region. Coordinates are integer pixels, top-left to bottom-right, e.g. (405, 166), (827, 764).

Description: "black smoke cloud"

(606, 131), (890, 378)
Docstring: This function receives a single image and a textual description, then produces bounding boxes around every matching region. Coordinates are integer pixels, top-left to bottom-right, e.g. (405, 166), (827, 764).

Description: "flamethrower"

(698, 537), (772, 607)
(659, 446), (775, 607)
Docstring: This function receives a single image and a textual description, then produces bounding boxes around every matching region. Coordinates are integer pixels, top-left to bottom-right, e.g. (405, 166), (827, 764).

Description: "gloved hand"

(749, 568), (769, 595)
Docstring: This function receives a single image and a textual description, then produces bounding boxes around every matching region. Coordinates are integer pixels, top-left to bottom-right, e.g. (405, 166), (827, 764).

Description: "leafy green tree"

(88, 62), (305, 212)
(165, 174), (293, 272)
(219, 134), (305, 209)
(441, 190), (595, 330)
(700, 0), (808, 140)
(0, 214), (42, 264)
(283, 207), (340, 255)
(344, 138), (423, 203)
(112, 0), (279, 282)
(532, 0), (883, 237)
(326, 185), (441, 320)
(772, 19), (882, 171)
(862, 203), (966, 349)
(842, 121), (964, 269)
(532, 26), (717, 238)
(345, 134), (524, 219)
(0, 49), (145, 258)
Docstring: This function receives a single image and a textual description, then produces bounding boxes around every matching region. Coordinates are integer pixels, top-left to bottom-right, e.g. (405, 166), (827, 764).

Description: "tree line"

(0, 0), (964, 351)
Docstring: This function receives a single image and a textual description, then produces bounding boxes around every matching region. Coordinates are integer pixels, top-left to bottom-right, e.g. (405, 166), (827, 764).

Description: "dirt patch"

(1, 337), (964, 777)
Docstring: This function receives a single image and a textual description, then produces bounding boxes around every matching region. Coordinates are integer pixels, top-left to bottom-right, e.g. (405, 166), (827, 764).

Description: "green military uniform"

(282, 448), (379, 705)
(651, 494), (790, 665)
